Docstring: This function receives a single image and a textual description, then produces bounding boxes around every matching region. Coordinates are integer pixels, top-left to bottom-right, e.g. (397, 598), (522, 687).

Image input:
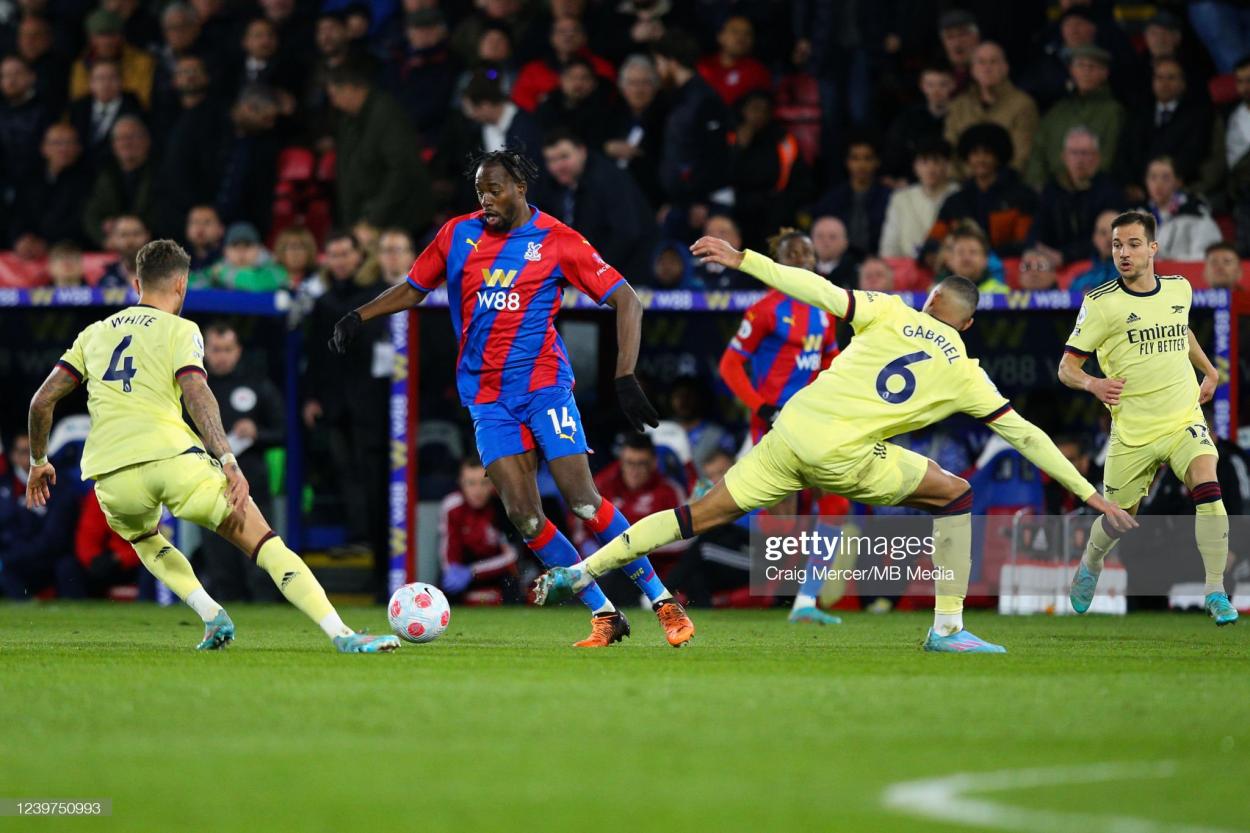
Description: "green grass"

(1, 604), (1248, 832)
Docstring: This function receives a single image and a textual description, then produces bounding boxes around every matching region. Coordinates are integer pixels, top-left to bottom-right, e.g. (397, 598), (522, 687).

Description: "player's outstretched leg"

(523, 518), (629, 647)
(216, 504), (398, 653)
(578, 498), (695, 647)
(130, 530), (233, 650)
(1069, 515), (1125, 614)
(1191, 480), (1237, 626)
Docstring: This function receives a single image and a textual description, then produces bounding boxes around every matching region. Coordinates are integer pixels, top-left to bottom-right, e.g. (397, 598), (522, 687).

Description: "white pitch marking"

(882, 760), (1246, 833)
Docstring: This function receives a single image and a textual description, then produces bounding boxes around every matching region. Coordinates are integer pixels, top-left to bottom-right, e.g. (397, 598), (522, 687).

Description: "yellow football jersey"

(772, 287), (1010, 468)
(1064, 276), (1199, 446)
(57, 304), (206, 479)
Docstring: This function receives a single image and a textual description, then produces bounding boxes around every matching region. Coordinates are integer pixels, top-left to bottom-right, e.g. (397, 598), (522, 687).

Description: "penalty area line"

(881, 760), (1245, 833)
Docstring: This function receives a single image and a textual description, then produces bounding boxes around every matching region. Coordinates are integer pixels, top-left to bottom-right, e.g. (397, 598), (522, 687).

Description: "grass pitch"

(1, 604), (1247, 833)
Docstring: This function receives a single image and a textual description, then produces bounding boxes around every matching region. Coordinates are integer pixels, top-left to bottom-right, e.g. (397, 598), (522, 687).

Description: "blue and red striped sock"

(526, 520), (612, 613)
(585, 500), (669, 604)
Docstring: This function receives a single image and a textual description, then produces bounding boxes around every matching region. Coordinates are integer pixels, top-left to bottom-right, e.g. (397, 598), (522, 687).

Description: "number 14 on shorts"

(547, 407), (577, 442)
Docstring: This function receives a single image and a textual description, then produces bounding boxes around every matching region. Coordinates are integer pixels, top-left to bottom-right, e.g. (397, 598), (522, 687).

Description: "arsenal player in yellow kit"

(533, 236), (1136, 652)
(1060, 211), (1237, 625)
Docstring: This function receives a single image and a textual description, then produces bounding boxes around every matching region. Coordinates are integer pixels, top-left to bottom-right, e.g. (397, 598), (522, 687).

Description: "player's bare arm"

(603, 283), (659, 432)
(692, 237), (850, 317)
(329, 281), (427, 354)
(1058, 351), (1124, 406)
(1187, 329), (1219, 404)
(179, 372), (249, 524)
(24, 365), (79, 509)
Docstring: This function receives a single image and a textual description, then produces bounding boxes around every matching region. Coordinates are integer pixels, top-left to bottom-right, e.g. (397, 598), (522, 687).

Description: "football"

(387, 582), (451, 644)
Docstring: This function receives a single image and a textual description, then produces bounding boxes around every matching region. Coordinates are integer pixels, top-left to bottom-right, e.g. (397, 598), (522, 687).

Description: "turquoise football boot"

(923, 628), (1007, 654)
(788, 606), (842, 625)
(1205, 592), (1239, 626)
(1069, 562), (1101, 614)
(532, 567), (580, 606)
(196, 609), (235, 651)
(333, 632), (401, 653)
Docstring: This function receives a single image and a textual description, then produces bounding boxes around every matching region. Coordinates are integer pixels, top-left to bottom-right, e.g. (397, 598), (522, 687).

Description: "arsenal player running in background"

(329, 149), (695, 648)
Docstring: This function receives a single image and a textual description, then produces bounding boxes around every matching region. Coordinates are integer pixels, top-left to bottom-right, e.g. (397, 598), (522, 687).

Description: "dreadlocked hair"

(767, 227), (808, 259)
(465, 147), (540, 184)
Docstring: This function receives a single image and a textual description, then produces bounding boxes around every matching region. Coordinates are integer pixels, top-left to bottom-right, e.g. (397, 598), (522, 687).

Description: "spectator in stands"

(69, 9), (156, 109)
(1143, 155), (1223, 262)
(154, 54), (226, 238)
(303, 230), (391, 593)
(450, 0), (529, 67)
(68, 58), (143, 166)
(928, 123), (1036, 258)
(439, 454), (521, 604)
(811, 134), (891, 257)
(47, 242), (86, 288)
(604, 54), (666, 209)
(274, 226), (320, 290)
(327, 62), (432, 235)
(97, 214), (150, 288)
(512, 15), (614, 112)
(307, 11), (364, 126)
(534, 56), (620, 149)
(1045, 434), (1094, 514)
(228, 17), (301, 103)
(215, 84), (283, 234)
(1187, 0), (1250, 74)
(191, 0), (240, 60)
(879, 137), (958, 258)
(454, 23), (519, 102)
(197, 222), (285, 291)
(666, 446), (748, 607)
(1204, 241), (1244, 291)
(377, 228), (414, 285)
(1070, 209), (1120, 293)
(9, 123), (93, 250)
(200, 320), (285, 601)
(696, 15), (770, 107)
(1032, 126), (1123, 266)
(1019, 7), (1103, 110)
(83, 115), (155, 246)
(151, 3), (208, 130)
(669, 375), (730, 473)
(882, 63), (954, 180)
(650, 240), (702, 289)
(1026, 45), (1125, 189)
(695, 214), (754, 289)
(1118, 57), (1214, 198)
(260, 0), (314, 78)
(944, 42), (1038, 173)
(595, 432), (686, 540)
(728, 91), (812, 251)
(651, 31), (731, 230)
(387, 10), (458, 144)
(69, 488), (139, 599)
(1018, 248), (1059, 291)
(937, 222), (1003, 293)
(14, 15), (68, 114)
(811, 215), (859, 288)
(184, 204), (224, 273)
(0, 433), (78, 600)
(537, 128), (655, 281)
(1228, 56), (1250, 256)
(937, 9), (980, 91)
(0, 55), (53, 191)
(857, 256), (895, 292)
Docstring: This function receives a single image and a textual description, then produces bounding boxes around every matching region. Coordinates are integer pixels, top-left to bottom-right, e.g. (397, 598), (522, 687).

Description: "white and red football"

(387, 582), (451, 644)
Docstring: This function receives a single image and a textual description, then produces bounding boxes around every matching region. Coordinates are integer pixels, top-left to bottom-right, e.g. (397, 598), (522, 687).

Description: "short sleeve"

(727, 297), (777, 357)
(173, 321), (207, 381)
(57, 329), (87, 383)
(962, 362), (1012, 423)
(407, 220), (453, 293)
(558, 230), (625, 304)
(1063, 297), (1107, 358)
(845, 290), (898, 333)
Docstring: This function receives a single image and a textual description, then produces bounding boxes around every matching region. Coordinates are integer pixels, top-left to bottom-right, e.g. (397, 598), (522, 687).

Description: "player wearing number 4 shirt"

(1059, 211), (1237, 626)
(329, 149), (695, 648)
(532, 236), (1137, 653)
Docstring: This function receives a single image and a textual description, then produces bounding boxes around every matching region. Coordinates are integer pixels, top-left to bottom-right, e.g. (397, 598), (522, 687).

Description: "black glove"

(328, 310), (362, 354)
(756, 403), (780, 425)
(615, 374), (659, 433)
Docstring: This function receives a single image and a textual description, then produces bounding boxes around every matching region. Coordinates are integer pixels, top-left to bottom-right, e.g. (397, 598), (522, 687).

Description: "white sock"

(1205, 583), (1227, 597)
(933, 610), (963, 637)
(186, 588), (222, 623)
(793, 593), (818, 610)
(318, 610), (353, 639)
(591, 599), (616, 615)
(569, 563), (592, 591)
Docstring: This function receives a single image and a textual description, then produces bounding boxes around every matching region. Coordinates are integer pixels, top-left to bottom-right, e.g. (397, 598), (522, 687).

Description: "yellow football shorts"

(94, 451), (231, 541)
(1103, 417), (1218, 509)
(723, 429), (929, 511)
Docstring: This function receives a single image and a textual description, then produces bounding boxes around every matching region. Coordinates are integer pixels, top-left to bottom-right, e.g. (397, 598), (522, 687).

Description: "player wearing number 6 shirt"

(1058, 211), (1237, 626)
(328, 149), (695, 648)
(533, 236), (1137, 653)
(24, 240), (399, 653)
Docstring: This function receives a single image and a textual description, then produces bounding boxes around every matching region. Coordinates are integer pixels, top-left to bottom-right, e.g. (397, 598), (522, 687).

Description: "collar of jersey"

(1117, 276), (1160, 297)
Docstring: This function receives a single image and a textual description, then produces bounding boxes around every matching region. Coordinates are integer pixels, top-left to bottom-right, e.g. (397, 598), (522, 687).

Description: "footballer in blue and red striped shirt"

(329, 149), (695, 648)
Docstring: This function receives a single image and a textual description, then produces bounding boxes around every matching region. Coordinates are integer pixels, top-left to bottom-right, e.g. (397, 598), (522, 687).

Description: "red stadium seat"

(1209, 73), (1238, 106)
(316, 150), (336, 183)
(277, 146), (316, 183)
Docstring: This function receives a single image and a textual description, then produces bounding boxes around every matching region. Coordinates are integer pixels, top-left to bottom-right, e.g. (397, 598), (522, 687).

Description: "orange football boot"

(573, 611), (631, 647)
(654, 599), (695, 647)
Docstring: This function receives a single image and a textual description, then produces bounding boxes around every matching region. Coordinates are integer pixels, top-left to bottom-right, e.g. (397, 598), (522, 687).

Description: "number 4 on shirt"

(103, 335), (137, 392)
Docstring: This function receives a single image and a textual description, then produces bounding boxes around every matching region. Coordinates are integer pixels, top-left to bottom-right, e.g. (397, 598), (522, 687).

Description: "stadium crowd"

(2, 0), (1250, 604)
